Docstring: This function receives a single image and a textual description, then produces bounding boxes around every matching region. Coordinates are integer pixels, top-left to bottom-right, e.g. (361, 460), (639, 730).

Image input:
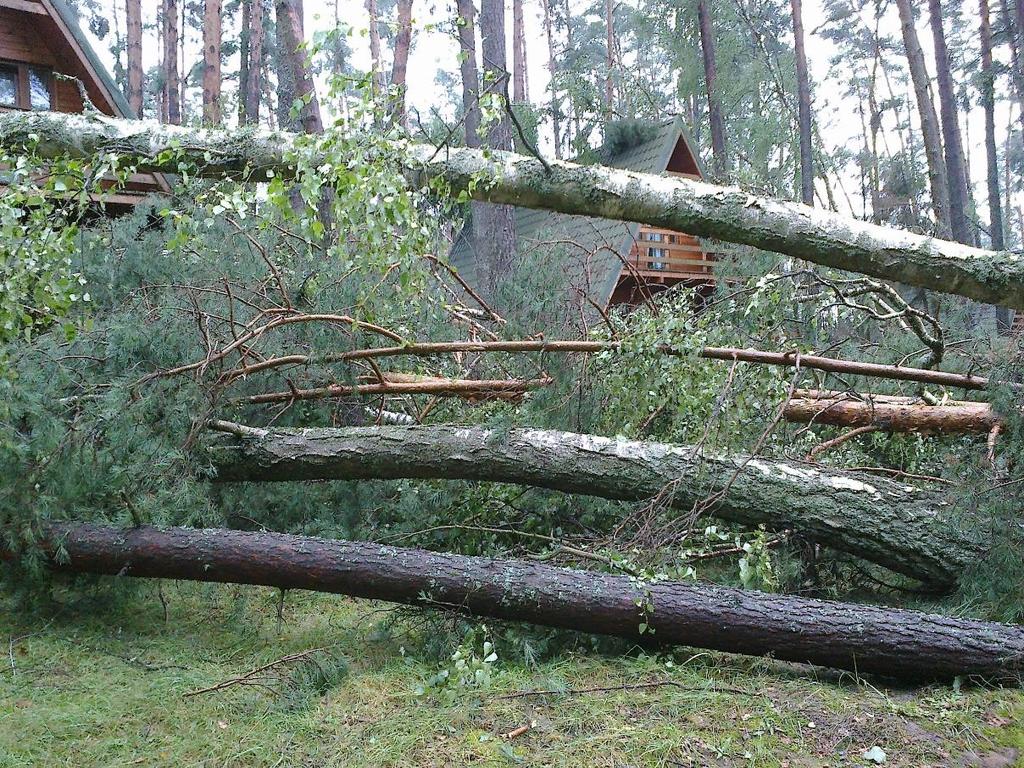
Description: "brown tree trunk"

(512, 0), (528, 103)
(783, 390), (1000, 434)
(456, 0), (481, 147)
(927, 0), (973, 244)
(697, 0), (727, 179)
(389, 0), (414, 128)
(894, 0), (952, 237)
(365, 0), (386, 98)
(980, 0), (1005, 252)
(240, 0), (264, 125)
(29, 523), (1024, 681)
(790, 0), (813, 204)
(476, 0), (517, 291)
(126, 0), (143, 117)
(604, 0), (615, 119)
(209, 422), (980, 585)
(276, 0), (322, 135)
(274, 0), (296, 129)
(163, 0), (181, 125)
(202, 0), (222, 125)
(541, 0), (562, 158)
(1000, 0), (1024, 137)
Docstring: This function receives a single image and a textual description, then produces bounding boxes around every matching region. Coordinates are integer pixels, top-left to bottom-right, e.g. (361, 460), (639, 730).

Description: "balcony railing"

(626, 226), (715, 281)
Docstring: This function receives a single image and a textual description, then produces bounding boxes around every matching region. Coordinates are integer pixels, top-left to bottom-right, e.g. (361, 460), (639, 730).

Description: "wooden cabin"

(448, 118), (717, 309)
(0, 0), (167, 210)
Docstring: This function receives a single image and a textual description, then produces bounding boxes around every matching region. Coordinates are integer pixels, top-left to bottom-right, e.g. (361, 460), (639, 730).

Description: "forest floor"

(1, 583), (1023, 768)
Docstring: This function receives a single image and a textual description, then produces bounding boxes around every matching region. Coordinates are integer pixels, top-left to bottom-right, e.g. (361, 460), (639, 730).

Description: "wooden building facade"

(0, 0), (167, 209)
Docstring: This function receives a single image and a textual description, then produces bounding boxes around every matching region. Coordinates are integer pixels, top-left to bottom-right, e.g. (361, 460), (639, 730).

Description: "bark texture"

(240, 0), (265, 126)
(456, 0), (481, 148)
(512, 0), (528, 104)
(894, 0), (951, 238)
(276, 0), (322, 135)
(389, 0), (414, 128)
(202, 0), (222, 125)
(209, 423), (979, 585)
(126, 0), (143, 117)
(31, 523), (1024, 681)
(980, 0), (1005, 253)
(697, 0), (728, 178)
(790, 0), (813, 205)
(163, 0), (181, 125)
(4, 113), (1024, 308)
(784, 391), (1000, 434)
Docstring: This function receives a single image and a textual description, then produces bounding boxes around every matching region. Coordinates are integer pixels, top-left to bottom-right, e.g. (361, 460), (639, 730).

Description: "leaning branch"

(208, 423), (979, 585)
(3, 111), (1023, 308)
(27, 523), (1024, 682)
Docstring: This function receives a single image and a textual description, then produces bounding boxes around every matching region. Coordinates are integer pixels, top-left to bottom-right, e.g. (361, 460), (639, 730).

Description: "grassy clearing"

(1, 582), (1022, 767)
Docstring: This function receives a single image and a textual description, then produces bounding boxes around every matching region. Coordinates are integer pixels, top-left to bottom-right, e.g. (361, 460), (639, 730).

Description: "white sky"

(98, 0), (1017, 228)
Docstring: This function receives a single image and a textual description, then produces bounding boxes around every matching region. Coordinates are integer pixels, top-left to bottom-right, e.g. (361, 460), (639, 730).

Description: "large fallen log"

(2, 111), (1023, 308)
(784, 390), (1000, 434)
(208, 422), (979, 586)
(26, 523), (1024, 681)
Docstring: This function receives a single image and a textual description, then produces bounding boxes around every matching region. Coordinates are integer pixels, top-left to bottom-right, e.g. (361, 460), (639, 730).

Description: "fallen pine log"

(3, 111), (1024, 309)
(784, 390), (1000, 434)
(230, 376), (551, 405)
(207, 422), (979, 586)
(25, 523), (1024, 682)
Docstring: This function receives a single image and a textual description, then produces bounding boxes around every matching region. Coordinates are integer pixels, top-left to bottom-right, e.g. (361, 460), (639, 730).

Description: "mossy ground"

(1, 582), (1022, 767)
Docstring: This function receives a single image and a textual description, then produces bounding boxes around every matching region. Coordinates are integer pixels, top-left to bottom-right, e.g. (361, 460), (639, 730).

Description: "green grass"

(1, 582), (1022, 767)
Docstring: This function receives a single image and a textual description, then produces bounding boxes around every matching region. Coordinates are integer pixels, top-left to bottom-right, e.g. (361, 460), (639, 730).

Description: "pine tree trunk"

(697, 0), (728, 179)
(126, 0), (143, 117)
(999, 0), (1024, 137)
(29, 523), (1024, 681)
(456, 0), (481, 148)
(241, 0), (264, 125)
(512, 0), (528, 103)
(541, 0), (562, 158)
(604, 0), (615, 119)
(209, 423), (980, 585)
(202, 0), (222, 125)
(163, 0), (181, 125)
(276, 0), (322, 135)
(365, 0), (386, 98)
(980, 0), (1005, 252)
(894, 0), (952, 237)
(274, 0), (296, 129)
(927, 0), (973, 244)
(8, 112), (1024, 308)
(389, 0), (414, 128)
(476, 0), (517, 291)
(790, 0), (813, 205)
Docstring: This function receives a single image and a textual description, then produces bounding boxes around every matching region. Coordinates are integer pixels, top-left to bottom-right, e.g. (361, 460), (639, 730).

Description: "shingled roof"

(448, 117), (704, 307)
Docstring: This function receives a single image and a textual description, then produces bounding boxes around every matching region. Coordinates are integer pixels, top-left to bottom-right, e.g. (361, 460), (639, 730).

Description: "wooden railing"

(626, 226), (715, 281)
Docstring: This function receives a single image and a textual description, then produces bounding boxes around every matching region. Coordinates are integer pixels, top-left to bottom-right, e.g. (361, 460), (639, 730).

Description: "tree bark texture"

(979, 0), (1005, 252)
(126, 0), (143, 117)
(783, 391), (1000, 434)
(365, 0), (386, 98)
(276, 0), (322, 135)
(389, 0), (414, 128)
(927, 0), (973, 245)
(697, 0), (728, 179)
(202, 0), (222, 125)
(789, 0), (813, 205)
(456, 0), (481, 148)
(5, 112), (1024, 309)
(28, 523), (1024, 681)
(512, 0), (528, 104)
(208, 423), (979, 585)
(163, 0), (181, 125)
(541, 0), (562, 158)
(894, 0), (951, 238)
(476, 0), (517, 292)
(241, 0), (265, 126)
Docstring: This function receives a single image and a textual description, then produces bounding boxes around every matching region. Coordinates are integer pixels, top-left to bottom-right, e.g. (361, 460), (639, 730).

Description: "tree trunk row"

(2, 113), (1020, 308)
(26, 523), (1024, 682)
(208, 423), (979, 585)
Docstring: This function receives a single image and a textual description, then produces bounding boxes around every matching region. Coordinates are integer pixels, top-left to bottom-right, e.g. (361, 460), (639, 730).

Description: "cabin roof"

(45, 0), (137, 118)
(448, 117), (704, 307)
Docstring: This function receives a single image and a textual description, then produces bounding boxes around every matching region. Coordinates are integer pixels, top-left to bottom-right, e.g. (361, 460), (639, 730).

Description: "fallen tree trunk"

(208, 422), (979, 586)
(28, 523), (1024, 681)
(785, 390), (1000, 434)
(231, 376), (551, 405)
(3, 111), (1023, 308)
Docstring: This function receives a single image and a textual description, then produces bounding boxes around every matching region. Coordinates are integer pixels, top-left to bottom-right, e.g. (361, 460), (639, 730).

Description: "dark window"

(0, 66), (17, 108)
(0, 63), (53, 111)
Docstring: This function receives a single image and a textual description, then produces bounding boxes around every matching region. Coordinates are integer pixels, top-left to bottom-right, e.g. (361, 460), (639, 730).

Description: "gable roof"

(448, 117), (703, 307)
